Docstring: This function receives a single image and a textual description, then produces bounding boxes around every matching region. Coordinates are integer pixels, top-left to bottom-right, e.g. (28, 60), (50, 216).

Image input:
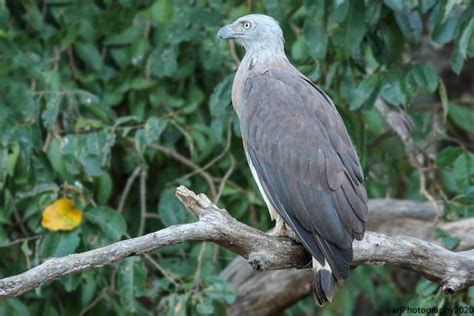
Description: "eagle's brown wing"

(240, 68), (368, 282)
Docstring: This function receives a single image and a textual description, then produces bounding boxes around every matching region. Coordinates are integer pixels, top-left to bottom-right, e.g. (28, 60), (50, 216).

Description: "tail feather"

(312, 258), (337, 306)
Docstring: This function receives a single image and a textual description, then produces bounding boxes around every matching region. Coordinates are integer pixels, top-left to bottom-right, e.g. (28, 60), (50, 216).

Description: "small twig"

(229, 41), (241, 68)
(193, 242), (207, 289)
(12, 210), (29, 237)
(147, 143), (217, 199)
(138, 168), (148, 236)
(117, 166), (141, 214)
(143, 254), (181, 288)
(419, 170), (443, 222)
(52, 46), (60, 71)
(0, 235), (41, 248)
(67, 46), (79, 80)
(78, 287), (107, 316)
(182, 120), (232, 181)
(109, 267), (118, 294)
(42, 132), (52, 152)
(214, 154), (235, 204)
(169, 119), (195, 157)
(144, 213), (160, 220)
(288, 20), (302, 35)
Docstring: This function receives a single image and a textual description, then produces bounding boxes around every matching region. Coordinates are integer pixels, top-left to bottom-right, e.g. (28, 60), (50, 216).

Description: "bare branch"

(224, 200), (474, 316)
(148, 144), (218, 199)
(374, 98), (443, 218)
(374, 98), (423, 166)
(117, 166), (141, 214)
(0, 186), (472, 300)
(138, 168), (148, 236)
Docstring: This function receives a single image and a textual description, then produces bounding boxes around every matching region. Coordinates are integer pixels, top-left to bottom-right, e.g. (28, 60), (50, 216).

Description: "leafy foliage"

(0, 0), (473, 315)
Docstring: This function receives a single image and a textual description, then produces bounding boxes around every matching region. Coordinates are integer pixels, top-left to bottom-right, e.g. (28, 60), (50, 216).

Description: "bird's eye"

(243, 22), (251, 30)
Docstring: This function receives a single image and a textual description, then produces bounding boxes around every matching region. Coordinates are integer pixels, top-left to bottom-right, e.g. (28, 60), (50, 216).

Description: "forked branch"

(0, 186), (472, 298)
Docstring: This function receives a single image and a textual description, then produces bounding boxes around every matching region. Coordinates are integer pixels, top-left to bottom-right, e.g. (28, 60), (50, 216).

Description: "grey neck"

(240, 37), (288, 69)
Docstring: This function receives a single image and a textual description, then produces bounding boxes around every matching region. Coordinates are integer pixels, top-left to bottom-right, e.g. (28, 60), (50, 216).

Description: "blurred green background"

(0, 0), (473, 315)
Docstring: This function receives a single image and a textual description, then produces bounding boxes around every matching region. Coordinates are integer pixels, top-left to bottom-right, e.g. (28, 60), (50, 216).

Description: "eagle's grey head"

(217, 14), (285, 57)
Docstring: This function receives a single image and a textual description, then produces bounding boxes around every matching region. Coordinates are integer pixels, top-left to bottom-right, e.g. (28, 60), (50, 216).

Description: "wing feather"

(240, 68), (368, 281)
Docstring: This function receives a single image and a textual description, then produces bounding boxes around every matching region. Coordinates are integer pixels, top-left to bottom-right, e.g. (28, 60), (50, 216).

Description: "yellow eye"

(243, 22), (251, 30)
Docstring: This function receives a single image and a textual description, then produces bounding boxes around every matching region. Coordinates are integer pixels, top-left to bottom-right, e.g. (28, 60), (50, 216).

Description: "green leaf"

(148, 46), (178, 78)
(196, 299), (215, 314)
(6, 299), (31, 316)
(0, 146), (7, 191)
(85, 206), (126, 241)
(42, 94), (61, 130)
(395, 8), (422, 43)
(20, 240), (32, 258)
(435, 228), (460, 250)
(134, 129), (146, 154)
(451, 18), (474, 74)
(436, 147), (463, 168)
(131, 38), (150, 65)
(95, 172), (113, 205)
(262, 0), (283, 21)
(328, 0), (349, 28)
(415, 278), (438, 296)
(448, 103), (474, 133)
(304, 0), (327, 60)
(332, 0), (366, 54)
(39, 230), (81, 258)
(454, 153), (474, 188)
(81, 272), (97, 307)
(350, 76), (379, 110)
(118, 257), (147, 313)
(438, 78), (449, 122)
(292, 35), (307, 62)
(165, 294), (189, 316)
(365, 1), (382, 27)
(203, 275), (236, 305)
(209, 74), (234, 117)
(380, 71), (406, 106)
(60, 273), (82, 292)
(105, 20), (146, 45)
(432, 16), (459, 44)
(64, 130), (116, 177)
(209, 74), (234, 142)
(184, 86), (205, 114)
(75, 42), (102, 72)
(421, 0), (437, 13)
(47, 138), (67, 180)
(130, 77), (154, 90)
(450, 47), (464, 74)
(145, 117), (167, 144)
(443, 0), (463, 21)
(408, 63), (438, 93)
(158, 188), (189, 226)
(384, 0), (404, 11)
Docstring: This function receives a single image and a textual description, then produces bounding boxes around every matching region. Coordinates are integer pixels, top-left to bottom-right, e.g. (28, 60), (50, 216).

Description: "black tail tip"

(313, 269), (337, 306)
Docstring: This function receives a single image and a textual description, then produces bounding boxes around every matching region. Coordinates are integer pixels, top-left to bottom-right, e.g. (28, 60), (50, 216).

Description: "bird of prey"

(217, 14), (368, 305)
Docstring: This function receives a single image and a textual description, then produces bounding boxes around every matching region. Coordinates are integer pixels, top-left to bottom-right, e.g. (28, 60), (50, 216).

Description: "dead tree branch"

(223, 200), (474, 316)
(0, 186), (472, 300)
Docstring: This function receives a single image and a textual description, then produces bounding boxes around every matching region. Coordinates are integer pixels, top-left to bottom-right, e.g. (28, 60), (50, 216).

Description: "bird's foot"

(270, 218), (288, 237)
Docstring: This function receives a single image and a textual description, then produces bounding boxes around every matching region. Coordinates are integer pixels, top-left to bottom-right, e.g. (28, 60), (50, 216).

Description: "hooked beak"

(217, 25), (237, 40)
